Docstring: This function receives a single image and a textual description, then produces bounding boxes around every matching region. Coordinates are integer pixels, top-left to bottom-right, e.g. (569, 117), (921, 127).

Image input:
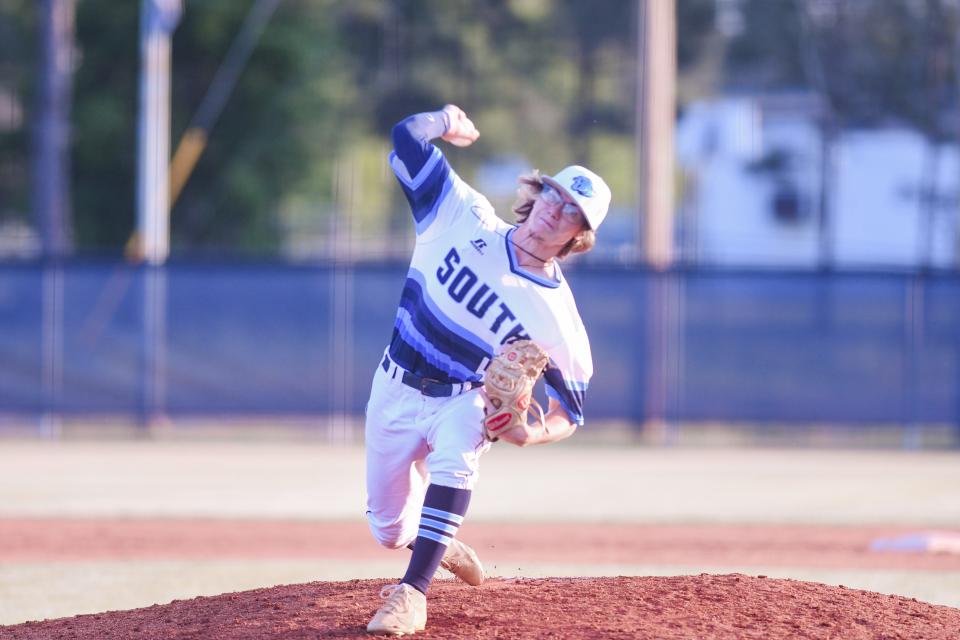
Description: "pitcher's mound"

(5, 574), (960, 639)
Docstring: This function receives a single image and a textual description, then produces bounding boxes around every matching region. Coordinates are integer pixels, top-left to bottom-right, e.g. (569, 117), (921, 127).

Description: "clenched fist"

(441, 104), (480, 147)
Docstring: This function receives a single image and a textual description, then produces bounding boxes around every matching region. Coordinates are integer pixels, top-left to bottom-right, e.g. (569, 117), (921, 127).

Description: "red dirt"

(4, 575), (960, 639)
(3, 519), (960, 638)
(3, 519), (960, 571)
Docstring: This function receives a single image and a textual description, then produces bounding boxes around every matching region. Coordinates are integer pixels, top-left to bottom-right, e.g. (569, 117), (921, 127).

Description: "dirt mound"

(4, 574), (960, 639)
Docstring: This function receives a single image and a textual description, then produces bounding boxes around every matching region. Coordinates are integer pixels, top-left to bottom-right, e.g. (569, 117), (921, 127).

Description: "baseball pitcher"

(364, 104), (611, 636)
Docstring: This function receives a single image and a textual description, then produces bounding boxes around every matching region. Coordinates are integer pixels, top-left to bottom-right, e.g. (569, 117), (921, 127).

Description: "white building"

(676, 94), (960, 269)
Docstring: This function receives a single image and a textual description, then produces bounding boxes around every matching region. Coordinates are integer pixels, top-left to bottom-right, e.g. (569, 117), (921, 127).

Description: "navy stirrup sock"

(401, 483), (471, 594)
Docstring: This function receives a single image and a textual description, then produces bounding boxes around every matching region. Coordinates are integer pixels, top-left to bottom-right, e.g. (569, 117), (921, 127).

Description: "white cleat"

(439, 538), (485, 586)
(366, 583), (427, 636)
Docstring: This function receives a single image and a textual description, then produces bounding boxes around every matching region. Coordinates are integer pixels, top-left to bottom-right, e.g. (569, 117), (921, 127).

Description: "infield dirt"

(4, 574), (960, 639)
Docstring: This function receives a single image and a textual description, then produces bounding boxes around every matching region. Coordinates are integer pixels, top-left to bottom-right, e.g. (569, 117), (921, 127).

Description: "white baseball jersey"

(387, 125), (593, 425)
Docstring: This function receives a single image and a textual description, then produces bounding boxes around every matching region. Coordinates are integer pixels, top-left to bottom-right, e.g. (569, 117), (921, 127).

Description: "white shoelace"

(378, 584), (411, 614)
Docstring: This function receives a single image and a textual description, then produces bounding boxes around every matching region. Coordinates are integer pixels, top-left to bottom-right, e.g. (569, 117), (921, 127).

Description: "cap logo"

(570, 175), (594, 198)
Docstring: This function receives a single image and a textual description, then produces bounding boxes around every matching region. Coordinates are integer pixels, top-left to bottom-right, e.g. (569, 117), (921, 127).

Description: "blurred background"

(1, 0), (959, 446)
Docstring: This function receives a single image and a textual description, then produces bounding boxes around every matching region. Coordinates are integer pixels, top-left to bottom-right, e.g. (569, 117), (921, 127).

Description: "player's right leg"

(364, 356), (430, 551)
(364, 356), (433, 635)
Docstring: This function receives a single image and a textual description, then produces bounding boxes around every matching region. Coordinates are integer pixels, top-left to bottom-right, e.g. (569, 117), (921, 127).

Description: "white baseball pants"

(364, 355), (490, 550)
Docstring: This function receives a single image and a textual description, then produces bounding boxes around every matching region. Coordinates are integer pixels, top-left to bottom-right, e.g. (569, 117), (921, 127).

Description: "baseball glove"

(482, 339), (550, 441)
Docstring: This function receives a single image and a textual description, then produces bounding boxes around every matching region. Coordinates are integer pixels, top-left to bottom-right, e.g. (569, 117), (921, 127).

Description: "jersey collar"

(504, 227), (563, 289)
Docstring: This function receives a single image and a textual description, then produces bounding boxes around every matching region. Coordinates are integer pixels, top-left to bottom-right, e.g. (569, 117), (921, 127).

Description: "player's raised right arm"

(388, 105), (479, 234)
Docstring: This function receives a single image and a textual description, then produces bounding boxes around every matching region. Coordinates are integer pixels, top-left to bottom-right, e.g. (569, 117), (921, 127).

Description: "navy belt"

(381, 354), (480, 398)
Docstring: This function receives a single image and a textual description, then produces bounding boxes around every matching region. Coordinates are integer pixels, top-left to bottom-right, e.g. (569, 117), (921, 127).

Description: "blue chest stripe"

(389, 275), (494, 382)
(393, 312), (478, 380)
(388, 336), (452, 382)
(398, 282), (491, 364)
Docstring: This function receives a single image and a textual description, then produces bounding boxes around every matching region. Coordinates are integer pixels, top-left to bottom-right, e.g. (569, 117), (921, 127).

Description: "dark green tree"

(726, 0), (960, 137)
(2, 0), (747, 255)
(70, 0), (138, 250)
(169, 0), (347, 253)
(66, 0), (349, 254)
(0, 1), (38, 229)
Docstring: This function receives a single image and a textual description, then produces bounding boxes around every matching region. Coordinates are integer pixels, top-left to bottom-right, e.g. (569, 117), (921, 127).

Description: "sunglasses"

(540, 183), (584, 220)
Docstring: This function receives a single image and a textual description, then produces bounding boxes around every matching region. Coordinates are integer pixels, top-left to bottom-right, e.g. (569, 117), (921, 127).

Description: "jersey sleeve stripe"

(390, 154), (453, 233)
(412, 175), (454, 235)
(543, 367), (587, 425)
(545, 385), (585, 426)
(388, 119), (453, 233)
(389, 147), (443, 191)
